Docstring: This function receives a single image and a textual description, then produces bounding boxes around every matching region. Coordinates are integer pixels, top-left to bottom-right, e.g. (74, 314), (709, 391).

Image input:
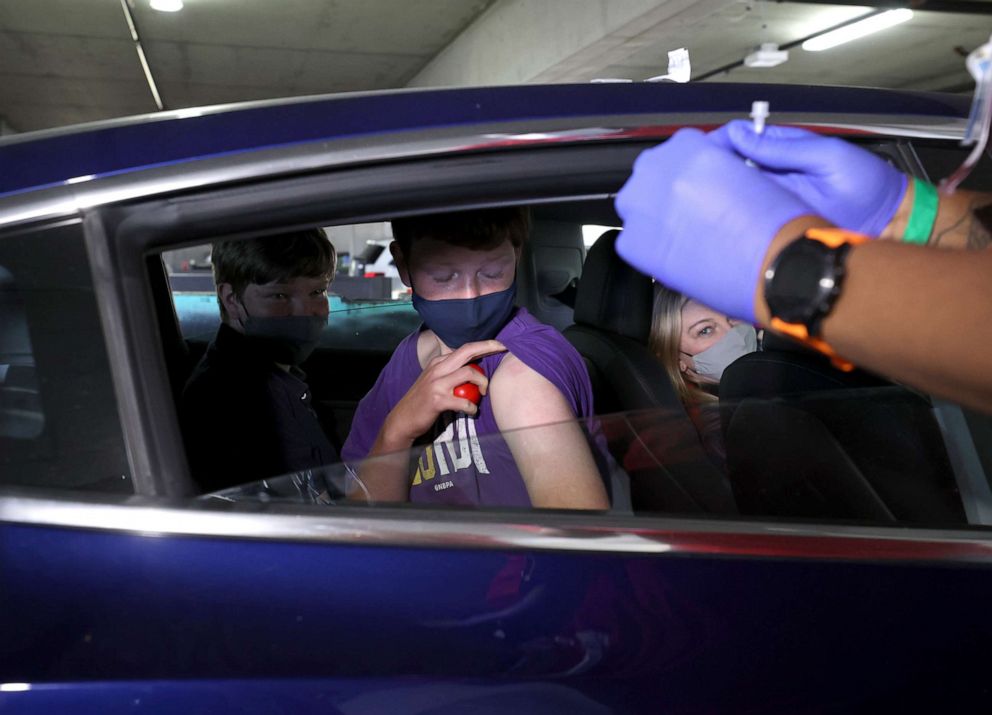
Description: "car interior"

(126, 135), (992, 526)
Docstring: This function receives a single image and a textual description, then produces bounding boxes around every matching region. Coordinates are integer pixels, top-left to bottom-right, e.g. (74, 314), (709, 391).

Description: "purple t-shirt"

(342, 308), (598, 507)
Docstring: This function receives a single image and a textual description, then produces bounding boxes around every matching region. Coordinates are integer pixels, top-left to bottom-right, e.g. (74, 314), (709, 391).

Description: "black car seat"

(719, 333), (966, 523)
(563, 230), (736, 515)
(516, 220), (585, 331)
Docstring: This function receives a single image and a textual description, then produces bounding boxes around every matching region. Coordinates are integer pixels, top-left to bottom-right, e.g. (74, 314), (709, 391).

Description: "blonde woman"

(648, 285), (758, 470)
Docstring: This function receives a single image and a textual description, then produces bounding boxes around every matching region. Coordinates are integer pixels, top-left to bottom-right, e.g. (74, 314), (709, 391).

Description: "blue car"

(1, 82), (991, 713)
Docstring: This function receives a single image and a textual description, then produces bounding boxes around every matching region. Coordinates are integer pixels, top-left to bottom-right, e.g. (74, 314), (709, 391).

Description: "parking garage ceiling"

(0, 0), (990, 134)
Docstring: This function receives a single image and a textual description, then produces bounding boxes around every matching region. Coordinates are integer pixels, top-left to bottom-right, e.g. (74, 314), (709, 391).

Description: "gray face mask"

(242, 314), (327, 366)
(684, 323), (757, 383)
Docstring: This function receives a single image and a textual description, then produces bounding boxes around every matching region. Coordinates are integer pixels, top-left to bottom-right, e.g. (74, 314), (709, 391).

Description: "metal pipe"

(119, 0), (165, 111)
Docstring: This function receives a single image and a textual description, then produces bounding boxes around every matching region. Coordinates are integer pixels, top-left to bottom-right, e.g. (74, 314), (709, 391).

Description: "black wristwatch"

(763, 226), (869, 370)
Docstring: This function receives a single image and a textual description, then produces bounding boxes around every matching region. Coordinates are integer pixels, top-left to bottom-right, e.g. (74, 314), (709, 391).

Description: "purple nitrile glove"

(714, 120), (908, 237)
(615, 128), (814, 324)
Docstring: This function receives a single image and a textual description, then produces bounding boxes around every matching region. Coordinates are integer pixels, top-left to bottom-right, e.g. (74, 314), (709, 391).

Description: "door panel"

(2, 519), (991, 712)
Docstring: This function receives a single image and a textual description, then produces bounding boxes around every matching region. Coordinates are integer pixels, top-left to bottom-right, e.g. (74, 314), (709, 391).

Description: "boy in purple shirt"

(342, 207), (609, 509)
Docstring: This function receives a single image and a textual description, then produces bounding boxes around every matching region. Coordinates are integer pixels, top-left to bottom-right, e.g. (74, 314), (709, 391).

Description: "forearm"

(929, 189), (992, 249)
(757, 217), (992, 412)
(882, 182), (992, 249)
(351, 426), (414, 503)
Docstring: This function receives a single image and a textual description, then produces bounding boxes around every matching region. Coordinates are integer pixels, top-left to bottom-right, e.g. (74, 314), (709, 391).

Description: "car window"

(164, 225), (421, 353)
(355, 243), (385, 264)
(0, 265), (41, 440)
(0, 221), (131, 493)
(136, 135), (991, 531)
(156, 193), (992, 529)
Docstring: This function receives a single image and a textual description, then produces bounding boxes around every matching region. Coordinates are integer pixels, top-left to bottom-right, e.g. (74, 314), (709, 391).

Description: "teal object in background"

(173, 293), (420, 351)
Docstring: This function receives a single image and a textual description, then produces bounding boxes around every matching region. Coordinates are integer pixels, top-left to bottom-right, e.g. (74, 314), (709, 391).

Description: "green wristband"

(903, 178), (938, 245)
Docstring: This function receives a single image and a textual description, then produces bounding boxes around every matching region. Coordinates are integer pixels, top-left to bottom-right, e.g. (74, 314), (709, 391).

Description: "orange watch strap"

(769, 318), (855, 372)
(766, 227), (870, 372)
(805, 226), (870, 248)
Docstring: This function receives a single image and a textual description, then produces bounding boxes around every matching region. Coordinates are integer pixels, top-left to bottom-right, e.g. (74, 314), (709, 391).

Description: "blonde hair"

(648, 285), (717, 406)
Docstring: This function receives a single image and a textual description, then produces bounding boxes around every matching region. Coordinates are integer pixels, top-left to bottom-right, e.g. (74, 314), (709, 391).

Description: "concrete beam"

(406, 0), (738, 87)
(0, 116), (17, 135)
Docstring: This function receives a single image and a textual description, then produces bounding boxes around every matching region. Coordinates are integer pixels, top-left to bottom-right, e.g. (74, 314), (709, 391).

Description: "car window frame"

(95, 140), (647, 501)
(7, 118), (992, 562)
(104, 133), (985, 492)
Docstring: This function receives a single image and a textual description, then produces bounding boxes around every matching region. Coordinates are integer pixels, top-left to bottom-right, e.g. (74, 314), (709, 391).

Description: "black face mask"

(240, 311), (326, 366)
(411, 280), (517, 349)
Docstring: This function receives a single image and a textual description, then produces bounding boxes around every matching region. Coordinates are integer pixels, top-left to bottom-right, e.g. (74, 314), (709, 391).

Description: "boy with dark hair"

(181, 228), (338, 493)
(342, 206), (609, 510)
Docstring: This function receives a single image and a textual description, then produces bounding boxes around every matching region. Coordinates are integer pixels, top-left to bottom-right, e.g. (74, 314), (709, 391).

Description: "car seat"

(719, 334), (966, 523)
(563, 230), (736, 515)
(516, 220), (585, 331)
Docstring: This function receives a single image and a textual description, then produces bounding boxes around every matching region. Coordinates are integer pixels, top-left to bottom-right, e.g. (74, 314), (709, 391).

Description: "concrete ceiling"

(1, 0), (990, 135)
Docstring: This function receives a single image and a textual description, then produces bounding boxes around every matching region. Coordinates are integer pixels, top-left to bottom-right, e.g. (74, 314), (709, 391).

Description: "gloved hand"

(713, 119), (908, 237)
(615, 128), (814, 323)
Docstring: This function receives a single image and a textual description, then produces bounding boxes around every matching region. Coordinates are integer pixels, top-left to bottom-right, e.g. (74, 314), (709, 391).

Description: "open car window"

(157, 186), (992, 530)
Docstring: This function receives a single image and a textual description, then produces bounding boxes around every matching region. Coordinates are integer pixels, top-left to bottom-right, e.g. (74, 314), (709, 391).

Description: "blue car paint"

(2, 520), (991, 711)
(0, 83), (970, 198)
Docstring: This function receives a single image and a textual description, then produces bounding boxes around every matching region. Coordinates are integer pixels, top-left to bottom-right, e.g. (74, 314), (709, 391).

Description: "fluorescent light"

(150, 0), (183, 11)
(802, 9), (913, 52)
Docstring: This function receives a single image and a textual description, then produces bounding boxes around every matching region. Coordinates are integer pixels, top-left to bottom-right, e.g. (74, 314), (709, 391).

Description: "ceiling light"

(802, 9), (913, 52)
(150, 0), (183, 11)
(744, 43), (789, 68)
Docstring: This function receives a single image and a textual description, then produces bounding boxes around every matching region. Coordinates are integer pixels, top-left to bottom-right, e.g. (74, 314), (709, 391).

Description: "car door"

(3, 122), (992, 715)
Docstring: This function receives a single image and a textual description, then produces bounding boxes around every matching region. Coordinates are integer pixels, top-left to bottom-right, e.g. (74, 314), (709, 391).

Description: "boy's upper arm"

(489, 353), (608, 509)
(489, 353), (578, 430)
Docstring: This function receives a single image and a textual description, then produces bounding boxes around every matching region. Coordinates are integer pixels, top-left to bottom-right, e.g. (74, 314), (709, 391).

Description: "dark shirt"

(180, 323), (338, 493)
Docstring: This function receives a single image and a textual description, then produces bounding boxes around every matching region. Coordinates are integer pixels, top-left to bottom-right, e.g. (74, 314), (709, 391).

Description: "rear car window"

(0, 221), (131, 493)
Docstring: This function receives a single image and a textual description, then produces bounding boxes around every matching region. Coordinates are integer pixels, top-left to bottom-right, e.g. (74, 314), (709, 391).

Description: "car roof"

(0, 82), (970, 200)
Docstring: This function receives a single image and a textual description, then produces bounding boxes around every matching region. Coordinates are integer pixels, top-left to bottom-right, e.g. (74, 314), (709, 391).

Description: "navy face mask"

(412, 280), (517, 349)
(238, 299), (327, 366)
(242, 315), (326, 366)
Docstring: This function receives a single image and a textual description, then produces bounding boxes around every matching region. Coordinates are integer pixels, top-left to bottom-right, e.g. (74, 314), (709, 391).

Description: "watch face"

(766, 238), (837, 325)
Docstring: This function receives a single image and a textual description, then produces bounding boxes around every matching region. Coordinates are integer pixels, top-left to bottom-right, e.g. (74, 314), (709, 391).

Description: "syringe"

(750, 101), (769, 135)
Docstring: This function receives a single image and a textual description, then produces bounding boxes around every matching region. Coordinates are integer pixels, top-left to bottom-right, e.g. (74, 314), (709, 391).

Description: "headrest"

(538, 267), (575, 296)
(573, 230), (654, 342)
(520, 221), (585, 295)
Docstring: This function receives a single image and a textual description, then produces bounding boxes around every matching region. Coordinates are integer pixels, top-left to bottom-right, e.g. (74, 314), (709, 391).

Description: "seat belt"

(932, 400), (992, 526)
